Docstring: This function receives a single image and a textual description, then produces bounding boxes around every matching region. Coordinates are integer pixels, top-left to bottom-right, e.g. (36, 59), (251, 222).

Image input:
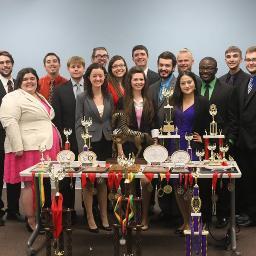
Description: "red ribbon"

(114, 172), (123, 190)
(166, 171), (170, 183)
(204, 138), (209, 160)
(107, 172), (115, 190)
(81, 173), (87, 189)
(51, 193), (63, 239)
(88, 173), (96, 184)
(189, 173), (193, 187)
(144, 173), (154, 182)
(179, 173), (183, 185)
(212, 171), (218, 192)
(227, 172), (232, 184)
(64, 142), (70, 150)
(184, 174), (188, 190)
(68, 172), (73, 178)
(123, 196), (131, 235)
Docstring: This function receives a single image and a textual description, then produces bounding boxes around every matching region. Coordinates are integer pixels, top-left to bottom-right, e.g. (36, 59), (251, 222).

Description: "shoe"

(174, 228), (184, 235)
(88, 227), (99, 233)
(100, 225), (112, 231)
(0, 209), (5, 226)
(141, 225), (149, 231)
(25, 219), (34, 233)
(215, 218), (229, 229)
(238, 218), (256, 227)
(6, 211), (25, 222)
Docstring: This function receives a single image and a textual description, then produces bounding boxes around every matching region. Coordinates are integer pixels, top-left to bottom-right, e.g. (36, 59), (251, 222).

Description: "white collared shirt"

(0, 74), (14, 93)
(71, 77), (84, 97)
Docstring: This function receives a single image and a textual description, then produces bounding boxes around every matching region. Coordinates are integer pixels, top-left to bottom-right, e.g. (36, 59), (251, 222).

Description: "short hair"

(67, 56), (85, 68)
(0, 51), (14, 65)
(132, 45), (149, 57)
(43, 52), (60, 65)
(157, 51), (177, 67)
(91, 47), (108, 58)
(15, 67), (39, 91)
(199, 57), (217, 68)
(177, 48), (194, 59)
(246, 46), (256, 55)
(225, 46), (242, 57)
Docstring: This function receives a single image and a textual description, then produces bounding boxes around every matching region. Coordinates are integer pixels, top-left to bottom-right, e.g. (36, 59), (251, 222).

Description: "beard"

(0, 69), (12, 78)
(159, 70), (173, 80)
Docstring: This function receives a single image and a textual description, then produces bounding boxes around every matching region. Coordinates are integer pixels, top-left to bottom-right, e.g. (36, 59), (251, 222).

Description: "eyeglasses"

(95, 54), (109, 59)
(245, 58), (256, 63)
(112, 64), (126, 69)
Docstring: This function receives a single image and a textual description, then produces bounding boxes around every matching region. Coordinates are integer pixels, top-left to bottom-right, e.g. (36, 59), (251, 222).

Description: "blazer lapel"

(87, 97), (101, 121)
(0, 81), (6, 100)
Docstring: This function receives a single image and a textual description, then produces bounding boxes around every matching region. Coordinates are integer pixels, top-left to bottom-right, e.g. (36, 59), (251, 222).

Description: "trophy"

(209, 104), (218, 136)
(63, 128), (72, 150)
(185, 132), (193, 159)
(196, 149), (205, 164)
(81, 117), (92, 151)
(39, 145), (47, 166)
(219, 144), (229, 162)
(207, 143), (216, 163)
(162, 88), (175, 134)
(117, 153), (135, 185)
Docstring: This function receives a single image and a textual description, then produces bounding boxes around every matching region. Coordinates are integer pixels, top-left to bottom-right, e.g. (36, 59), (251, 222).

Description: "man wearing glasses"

(91, 47), (109, 67)
(229, 46), (256, 227)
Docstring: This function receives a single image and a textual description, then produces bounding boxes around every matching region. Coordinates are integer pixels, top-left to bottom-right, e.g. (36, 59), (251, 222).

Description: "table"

(20, 161), (242, 256)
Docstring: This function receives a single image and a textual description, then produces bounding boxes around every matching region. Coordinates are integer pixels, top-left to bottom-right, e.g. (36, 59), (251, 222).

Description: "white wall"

(1, 0), (255, 78)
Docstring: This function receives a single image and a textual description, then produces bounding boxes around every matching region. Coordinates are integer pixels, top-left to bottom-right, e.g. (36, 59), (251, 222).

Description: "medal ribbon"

(88, 173), (96, 184)
(184, 174), (188, 190)
(144, 172), (154, 182)
(122, 195), (134, 235)
(81, 173), (87, 189)
(114, 196), (123, 233)
(114, 172), (123, 190)
(212, 171), (218, 192)
(107, 172), (115, 190)
(179, 173), (183, 186)
(38, 172), (45, 208)
(51, 193), (63, 239)
(166, 171), (170, 183)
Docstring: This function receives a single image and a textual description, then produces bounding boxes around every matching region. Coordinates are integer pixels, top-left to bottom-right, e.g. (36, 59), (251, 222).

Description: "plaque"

(57, 150), (75, 162)
(170, 150), (190, 165)
(143, 144), (168, 164)
(78, 151), (97, 165)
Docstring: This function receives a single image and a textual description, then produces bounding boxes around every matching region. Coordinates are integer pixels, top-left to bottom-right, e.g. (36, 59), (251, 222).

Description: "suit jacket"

(52, 80), (78, 155)
(0, 89), (54, 153)
(149, 76), (177, 128)
(0, 81), (6, 150)
(147, 69), (160, 86)
(75, 92), (114, 153)
(198, 78), (232, 135)
(219, 69), (250, 87)
(228, 76), (256, 151)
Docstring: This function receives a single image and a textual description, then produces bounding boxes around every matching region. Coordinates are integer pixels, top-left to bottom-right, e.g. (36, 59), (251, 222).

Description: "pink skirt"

(4, 127), (60, 184)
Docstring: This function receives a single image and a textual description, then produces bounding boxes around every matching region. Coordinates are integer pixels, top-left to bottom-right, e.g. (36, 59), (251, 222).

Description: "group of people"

(0, 44), (255, 235)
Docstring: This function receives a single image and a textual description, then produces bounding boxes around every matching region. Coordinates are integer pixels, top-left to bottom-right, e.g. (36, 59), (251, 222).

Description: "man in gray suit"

(149, 51), (177, 128)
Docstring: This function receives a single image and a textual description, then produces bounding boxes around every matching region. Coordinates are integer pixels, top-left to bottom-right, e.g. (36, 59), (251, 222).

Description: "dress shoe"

(88, 227), (99, 233)
(100, 225), (112, 231)
(215, 218), (229, 229)
(141, 225), (149, 231)
(6, 211), (25, 222)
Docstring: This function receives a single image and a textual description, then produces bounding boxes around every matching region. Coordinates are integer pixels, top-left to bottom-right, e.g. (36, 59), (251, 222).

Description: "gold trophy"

(219, 144), (229, 162)
(117, 153), (135, 185)
(209, 104), (218, 136)
(162, 88), (175, 134)
(81, 117), (92, 150)
(196, 149), (205, 164)
(207, 143), (217, 164)
(39, 145), (47, 168)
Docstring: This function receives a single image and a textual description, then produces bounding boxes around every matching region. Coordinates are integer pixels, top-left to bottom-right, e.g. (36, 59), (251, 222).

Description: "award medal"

(227, 172), (234, 192)
(163, 171), (172, 194)
(211, 171), (219, 215)
(177, 173), (184, 195)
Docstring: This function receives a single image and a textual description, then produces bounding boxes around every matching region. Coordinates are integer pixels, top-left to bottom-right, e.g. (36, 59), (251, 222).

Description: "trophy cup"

(81, 117), (92, 151)
(63, 128), (72, 150)
(39, 145), (47, 167)
(162, 88), (175, 134)
(219, 144), (229, 162)
(185, 132), (193, 159)
(209, 104), (218, 136)
(207, 143), (216, 164)
(196, 149), (205, 164)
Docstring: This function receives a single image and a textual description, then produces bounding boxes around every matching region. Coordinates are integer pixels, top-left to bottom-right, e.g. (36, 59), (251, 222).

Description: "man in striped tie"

(229, 46), (256, 227)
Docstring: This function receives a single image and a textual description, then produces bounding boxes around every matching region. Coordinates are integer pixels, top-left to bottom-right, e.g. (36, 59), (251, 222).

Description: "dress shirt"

(201, 77), (217, 100)
(71, 78), (84, 97)
(0, 74), (14, 93)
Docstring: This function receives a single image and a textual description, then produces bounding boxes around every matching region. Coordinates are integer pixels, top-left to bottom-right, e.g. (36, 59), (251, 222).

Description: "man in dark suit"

(199, 57), (232, 227)
(219, 46), (250, 87)
(52, 56), (86, 221)
(0, 51), (23, 225)
(229, 46), (256, 226)
(132, 45), (159, 86)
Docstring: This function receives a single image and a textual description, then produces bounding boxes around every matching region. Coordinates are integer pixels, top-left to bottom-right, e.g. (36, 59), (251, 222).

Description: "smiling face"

(89, 68), (105, 88)
(245, 51), (256, 75)
(180, 74), (196, 95)
(44, 55), (60, 77)
(20, 73), (38, 95)
(132, 49), (148, 69)
(158, 58), (174, 79)
(111, 59), (127, 78)
(225, 51), (242, 71)
(199, 59), (218, 83)
(131, 72), (145, 93)
(0, 55), (13, 78)
(177, 52), (194, 73)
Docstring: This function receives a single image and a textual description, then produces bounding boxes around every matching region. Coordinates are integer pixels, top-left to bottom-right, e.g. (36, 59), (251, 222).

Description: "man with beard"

(229, 46), (256, 226)
(198, 57), (232, 228)
(219, 46), (250, 87)
(91, 47), (109, 67)
(39, 52), (68, 104)
(0, 51), (23, 225)
(148, 51), (177, 222)
(132, 45), (159, 86)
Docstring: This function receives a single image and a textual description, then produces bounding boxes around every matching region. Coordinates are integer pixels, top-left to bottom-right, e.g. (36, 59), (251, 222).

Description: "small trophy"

(162, 88), (175, 134)
(209, 104), (218, 136)
(63, 128), (72, 150)
(196, 149), (205, 164)
(81, 117), (92, 151)
(219, 144), (229, 162)
(207, 143), (216, 163)
(117, 153), (135, 185)
(39, 145), (47, 167)
(185, 132), (193, 159)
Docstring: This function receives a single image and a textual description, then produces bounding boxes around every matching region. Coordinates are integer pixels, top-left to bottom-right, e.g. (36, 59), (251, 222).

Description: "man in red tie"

(39, 52), (68, 104)
(0, 51), (23, 225)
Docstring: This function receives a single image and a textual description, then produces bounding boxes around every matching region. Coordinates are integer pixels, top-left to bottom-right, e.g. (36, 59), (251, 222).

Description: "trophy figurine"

(219, 144), (229, 162)
(207, 143), (216, 163)
(63, 128), (72, 150)
(39, 145), (47, 166)
(209, 104), (218, 136)
(196, 149), (205, 164)
(117, 153), (135, 185)
(81, 117), (93, 151)
(162, 88), (175, 134)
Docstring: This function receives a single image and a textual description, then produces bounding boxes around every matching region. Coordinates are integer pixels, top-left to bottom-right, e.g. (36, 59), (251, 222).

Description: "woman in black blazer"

(75, 63), (113, 233)
(170, 71), (210, 234)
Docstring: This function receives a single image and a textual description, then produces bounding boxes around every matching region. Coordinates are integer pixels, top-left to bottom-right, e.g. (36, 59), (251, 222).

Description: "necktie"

(204, 84), (210, 100)
(48, 79), (55, 104)
(248, 77), (254, 94)
(227, 75), (234, 86)
(75, 84), (81, 98)
(7, 80), (13, 93)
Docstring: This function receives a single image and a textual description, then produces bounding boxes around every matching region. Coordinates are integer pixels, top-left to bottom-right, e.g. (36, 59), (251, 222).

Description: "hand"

(193, 132), (202, 143)
(15, 150), (24, 157)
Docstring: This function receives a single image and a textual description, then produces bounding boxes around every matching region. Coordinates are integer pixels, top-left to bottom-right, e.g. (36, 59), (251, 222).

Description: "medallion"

(163, 184), (173, 194)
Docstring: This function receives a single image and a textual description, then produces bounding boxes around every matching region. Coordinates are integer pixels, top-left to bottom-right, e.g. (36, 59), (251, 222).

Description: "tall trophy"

(162, 87), (174, 134)
(209, 104), (217, 136)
